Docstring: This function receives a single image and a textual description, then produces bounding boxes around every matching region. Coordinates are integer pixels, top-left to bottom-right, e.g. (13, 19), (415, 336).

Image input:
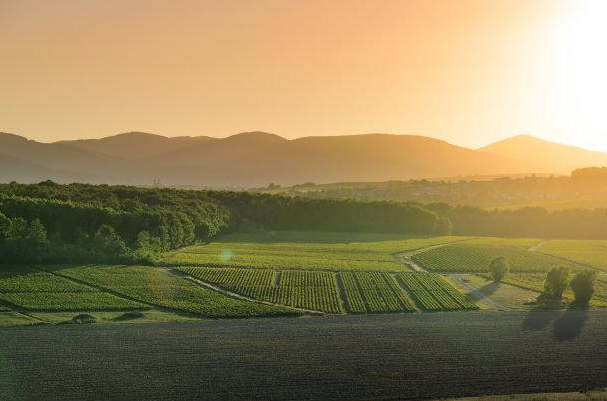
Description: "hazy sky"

(1, 0), (606, 150)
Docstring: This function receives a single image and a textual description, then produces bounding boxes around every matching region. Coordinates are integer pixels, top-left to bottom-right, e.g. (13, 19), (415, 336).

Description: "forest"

(3, 180), (607, 264)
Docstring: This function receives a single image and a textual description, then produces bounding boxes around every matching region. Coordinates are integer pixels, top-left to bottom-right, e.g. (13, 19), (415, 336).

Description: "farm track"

(449, 273), (504, 310)
(393, 238), (478, 272)
(334, 273), (352, 313)
(170, 269), (324, 315)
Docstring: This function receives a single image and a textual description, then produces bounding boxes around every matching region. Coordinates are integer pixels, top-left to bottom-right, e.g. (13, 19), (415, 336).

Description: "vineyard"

(41, 266), (299, 318)
(178, 267), (343, 313)
(0, 265), (146, 311)
(339, 271), (416, 313)
(540, 239), (607, 272)
(162, 231), (467, 271)
(414, 239), (577, 273)
(398, 272), (478, 311)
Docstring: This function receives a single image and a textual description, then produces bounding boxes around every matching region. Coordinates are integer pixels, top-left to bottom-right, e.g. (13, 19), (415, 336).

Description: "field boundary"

(172, 269), (324, 315)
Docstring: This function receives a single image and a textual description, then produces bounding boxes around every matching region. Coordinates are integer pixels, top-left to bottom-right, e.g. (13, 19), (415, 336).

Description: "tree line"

(4, 181), (607, 264)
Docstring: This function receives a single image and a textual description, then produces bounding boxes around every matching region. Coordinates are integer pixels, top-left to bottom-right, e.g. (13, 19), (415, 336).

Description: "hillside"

(1, 131), (607, 187)
(480, 134), (607, 173)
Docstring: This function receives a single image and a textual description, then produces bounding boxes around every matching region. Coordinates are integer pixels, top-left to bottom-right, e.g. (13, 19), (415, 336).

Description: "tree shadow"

(472, 281), (501, 298)
(552, 307), (589, 341)
(522, 306), (561, 331)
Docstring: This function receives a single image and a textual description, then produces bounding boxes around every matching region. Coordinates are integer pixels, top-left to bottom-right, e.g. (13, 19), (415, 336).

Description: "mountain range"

(1, 131), (606, 187)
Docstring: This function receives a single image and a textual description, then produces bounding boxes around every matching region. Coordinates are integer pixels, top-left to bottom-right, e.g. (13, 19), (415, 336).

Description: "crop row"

(45, 266), (298, 318)
(339, 272), (415, 313)
(179, 267), (342, 313)
(398, 273), (478, 311)
(414, 244), (576, 273)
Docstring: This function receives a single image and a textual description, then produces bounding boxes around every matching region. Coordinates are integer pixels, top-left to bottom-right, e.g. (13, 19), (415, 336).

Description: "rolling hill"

(1, 131), (606, 187)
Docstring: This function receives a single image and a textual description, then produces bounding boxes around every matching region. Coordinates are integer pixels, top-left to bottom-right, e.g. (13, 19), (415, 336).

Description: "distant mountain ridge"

(1, 131), (605, 187)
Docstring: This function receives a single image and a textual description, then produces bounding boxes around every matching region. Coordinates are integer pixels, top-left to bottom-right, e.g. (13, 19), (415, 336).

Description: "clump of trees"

(489, 256), (509, 282)
(570, 270), (597, 307)
(542, 265), (570, 301)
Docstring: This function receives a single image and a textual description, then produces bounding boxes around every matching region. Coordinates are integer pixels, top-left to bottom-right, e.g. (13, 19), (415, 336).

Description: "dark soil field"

(2, 310), (607, 401)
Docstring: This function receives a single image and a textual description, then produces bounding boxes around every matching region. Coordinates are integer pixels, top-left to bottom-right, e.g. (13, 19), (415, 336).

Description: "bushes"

(570, 270), (597, 307)
(489, 256), (509, 282)
(542, 266), (570, 300)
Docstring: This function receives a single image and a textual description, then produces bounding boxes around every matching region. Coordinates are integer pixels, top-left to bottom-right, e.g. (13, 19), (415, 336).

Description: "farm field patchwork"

(540, 239), (607, 271)
(398, 272), (478, 311)
(179, 267), (342, 313)
(43, 265), (299, 318)
(339, 271), (416, 313)
(0, 265), (146, 311)
(414, 238), (577, 273)
(162, 231), (470, 271)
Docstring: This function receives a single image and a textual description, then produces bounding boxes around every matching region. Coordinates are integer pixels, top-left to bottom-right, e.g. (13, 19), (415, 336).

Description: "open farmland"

(162, 231), (468, 271)
(179, 267), (342, 313)
(2, 311), (607, 401)
(339, 271), (416, 313)
(42, 265), (299, 318)
(399, 272), (478, 311)
(482, 273), (607, 307)
(0, 265), (146, 311)
(414, 238), (577, 273)
(539, 240), (607, 271)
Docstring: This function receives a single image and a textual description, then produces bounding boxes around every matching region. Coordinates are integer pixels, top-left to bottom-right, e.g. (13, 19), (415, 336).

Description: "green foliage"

(340, 271), (415, 313)
(543, 266), (570, 300)
(398, 272), (478, 311)
(163, 231), (465, 271)
(179, 267), (342, 313)
(415, 238), (575, 273)
(490, 256), (509, 282)
(570, 270), (597, 306)
(52, 265), (299, 318)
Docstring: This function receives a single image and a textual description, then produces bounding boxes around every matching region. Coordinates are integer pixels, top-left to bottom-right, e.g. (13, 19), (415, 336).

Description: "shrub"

(543, 265), (570, 300)
(489, 256), (509, 282)
(570, 270), (597, 307)
(71, 313), (97, 324)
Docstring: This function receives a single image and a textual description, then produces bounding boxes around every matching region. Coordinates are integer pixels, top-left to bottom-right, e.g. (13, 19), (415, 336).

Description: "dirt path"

(449, 273), (504, 310)
(527, 240), (546, 252)
(392, 238), (477, 272)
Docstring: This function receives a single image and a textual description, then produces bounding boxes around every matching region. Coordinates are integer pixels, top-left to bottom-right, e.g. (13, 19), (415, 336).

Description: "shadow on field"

(473, 281), (500, 298)
(522, 307), (561, 331)
(552, 308), (589, 341)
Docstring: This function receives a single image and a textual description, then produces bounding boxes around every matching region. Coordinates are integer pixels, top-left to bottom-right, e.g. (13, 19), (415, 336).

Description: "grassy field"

(162, 231), (468, 271)
(481, 273), (607, 307)
(3, 231), (607, 327)
(41, 265), (300, 318)
(2, 311), (607, 400)
(414, 238), (578, 273)
(539, 239), (607, 271)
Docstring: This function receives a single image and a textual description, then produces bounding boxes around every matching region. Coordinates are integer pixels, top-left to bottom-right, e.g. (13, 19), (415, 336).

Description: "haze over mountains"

(1, 131), (606, 187)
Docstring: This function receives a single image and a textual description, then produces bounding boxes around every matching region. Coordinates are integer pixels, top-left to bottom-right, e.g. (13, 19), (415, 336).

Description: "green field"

(42, 265), (300, 318)
(539, 240), (607, 271)
(414, 238), (578, 273)
(339, 271), (416, 313)
(398, 272), (478, 311)
(179, 267), (343, 313)
(483, 273), (607, 307)
(162, 231), (468, 271)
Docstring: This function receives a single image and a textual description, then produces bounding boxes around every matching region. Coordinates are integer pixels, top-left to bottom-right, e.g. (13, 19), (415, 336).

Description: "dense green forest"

(3, 178), (607, 264)
(0, 182), (444, 263)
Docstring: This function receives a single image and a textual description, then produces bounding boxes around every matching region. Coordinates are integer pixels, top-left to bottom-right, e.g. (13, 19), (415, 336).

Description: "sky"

(1, 0), (606, 150)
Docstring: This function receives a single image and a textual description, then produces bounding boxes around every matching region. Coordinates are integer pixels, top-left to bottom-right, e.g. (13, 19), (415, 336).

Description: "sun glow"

(552, 0), (607, 147)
